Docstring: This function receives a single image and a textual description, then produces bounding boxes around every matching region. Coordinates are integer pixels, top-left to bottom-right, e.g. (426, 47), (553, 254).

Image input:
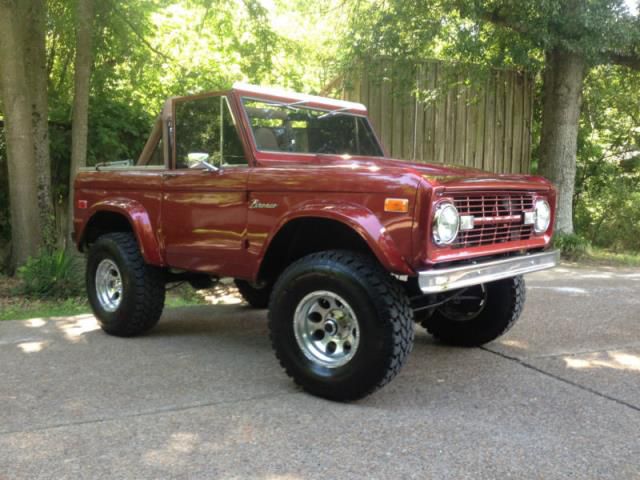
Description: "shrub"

(17, 249), (84, 299)
(553, 233), (591, 260)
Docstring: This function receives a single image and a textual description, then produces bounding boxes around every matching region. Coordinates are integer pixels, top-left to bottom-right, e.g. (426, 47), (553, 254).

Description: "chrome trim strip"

(473, 214), (522, 225)
(418, 250), (560, 293)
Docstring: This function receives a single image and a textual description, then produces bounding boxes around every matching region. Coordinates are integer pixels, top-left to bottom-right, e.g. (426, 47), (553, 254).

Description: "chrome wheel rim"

(293, 291), (360, 368)
(95, 259), (123, 312)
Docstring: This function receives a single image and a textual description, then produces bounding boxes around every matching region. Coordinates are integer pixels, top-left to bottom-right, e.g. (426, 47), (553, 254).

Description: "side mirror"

(187, 152), (219, 172)
(199, 160), (219, 172)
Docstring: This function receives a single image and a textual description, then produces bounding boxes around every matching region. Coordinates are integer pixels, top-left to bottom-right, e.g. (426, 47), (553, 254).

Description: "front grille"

(451, 192), (535, 248)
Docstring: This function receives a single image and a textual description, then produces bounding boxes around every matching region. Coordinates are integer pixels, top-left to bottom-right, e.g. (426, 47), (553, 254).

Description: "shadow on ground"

(1, 265), (639, 479)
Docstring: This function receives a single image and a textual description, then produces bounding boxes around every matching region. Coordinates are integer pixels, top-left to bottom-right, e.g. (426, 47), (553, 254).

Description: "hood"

(317, 155), (553, 191)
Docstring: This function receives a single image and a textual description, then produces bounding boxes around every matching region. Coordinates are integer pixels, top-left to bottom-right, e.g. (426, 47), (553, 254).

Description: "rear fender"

(79, 198), (164, 266)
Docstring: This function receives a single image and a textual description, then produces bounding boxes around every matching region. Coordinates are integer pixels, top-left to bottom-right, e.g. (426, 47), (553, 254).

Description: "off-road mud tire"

(268, 250), (414, 401)
(421, 276), (525, 347)
(87, 232), (165, 337)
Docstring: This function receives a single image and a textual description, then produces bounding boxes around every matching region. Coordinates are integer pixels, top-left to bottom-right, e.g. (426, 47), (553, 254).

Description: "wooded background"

(1, 0), (639, 276)
(343, 61), (533, 174)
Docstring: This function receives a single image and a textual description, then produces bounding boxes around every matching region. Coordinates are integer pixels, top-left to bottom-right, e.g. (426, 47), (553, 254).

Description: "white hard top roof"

(232, 82), (367, 113)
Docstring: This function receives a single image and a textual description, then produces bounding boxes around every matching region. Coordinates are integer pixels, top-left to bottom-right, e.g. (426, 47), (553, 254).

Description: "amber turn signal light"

(384, 198), (409, 213)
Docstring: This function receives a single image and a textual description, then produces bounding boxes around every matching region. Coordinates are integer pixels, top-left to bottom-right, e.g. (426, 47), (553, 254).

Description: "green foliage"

(41, 0), (343, 189)
(17, 249), (84, 299)
(574, 156), (640, 251)
(574, 65), (640, 252)
(77, 0), (336, 114)
(50, 123), (72, 202)
(553, 233), (592, 260)
(3, 0), (640, 279)
(87, 98), (152, 166)
(3, 0), (347, 274)
(345, 0), (640, 255)
(344, 0), (640, 81)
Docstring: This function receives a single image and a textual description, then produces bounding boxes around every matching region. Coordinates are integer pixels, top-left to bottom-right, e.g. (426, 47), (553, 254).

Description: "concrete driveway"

(1, 264), (639, 479)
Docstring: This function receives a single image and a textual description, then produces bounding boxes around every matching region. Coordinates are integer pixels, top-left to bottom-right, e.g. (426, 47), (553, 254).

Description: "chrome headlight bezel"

(432, 202), (460, 246)
(534, 198), (551, 234)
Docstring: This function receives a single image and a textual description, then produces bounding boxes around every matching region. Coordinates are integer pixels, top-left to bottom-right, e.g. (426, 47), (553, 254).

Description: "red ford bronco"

(73, 83), (559, 401)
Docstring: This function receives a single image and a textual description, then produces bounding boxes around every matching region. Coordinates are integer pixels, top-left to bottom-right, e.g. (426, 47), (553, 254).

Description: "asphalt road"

(1, 264), (639, 479)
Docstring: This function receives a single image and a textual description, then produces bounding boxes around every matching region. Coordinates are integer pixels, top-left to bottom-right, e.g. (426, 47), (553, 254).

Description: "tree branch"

(454, 1), (530, 36)
(319, 74), (344, 96)
(109, 2), (173, 63)
(481, 9), (530, 35)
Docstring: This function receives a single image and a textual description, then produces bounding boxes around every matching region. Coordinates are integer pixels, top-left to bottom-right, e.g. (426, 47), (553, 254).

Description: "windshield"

(242, 98), (384, 156)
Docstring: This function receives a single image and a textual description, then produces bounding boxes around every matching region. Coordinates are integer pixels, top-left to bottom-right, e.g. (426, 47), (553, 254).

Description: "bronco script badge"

(249, 199), (278, 209)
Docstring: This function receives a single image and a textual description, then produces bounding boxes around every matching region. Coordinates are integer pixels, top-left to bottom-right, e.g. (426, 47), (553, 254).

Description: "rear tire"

(235, 279), (272, 308)
(268, 250), (414, 401)
(87, 232), (165, 337)
(421, 276), (525, 347)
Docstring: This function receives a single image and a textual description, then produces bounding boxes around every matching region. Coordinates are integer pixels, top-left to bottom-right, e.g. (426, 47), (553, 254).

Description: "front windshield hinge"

(317, 106), (351, 119)
(280, 100), (309, 110)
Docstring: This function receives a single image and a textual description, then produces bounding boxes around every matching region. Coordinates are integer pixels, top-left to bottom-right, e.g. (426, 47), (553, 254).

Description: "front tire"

(421, 276), (525, 347)
(268, 250), (414, 401)
(87, 232), (165, 337)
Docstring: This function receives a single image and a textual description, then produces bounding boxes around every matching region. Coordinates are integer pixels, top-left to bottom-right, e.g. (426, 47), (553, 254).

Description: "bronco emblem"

(249, 199), (278, 209)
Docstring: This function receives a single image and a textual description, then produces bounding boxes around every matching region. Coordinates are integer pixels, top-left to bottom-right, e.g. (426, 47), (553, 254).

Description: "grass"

(0, 295), (209, 321)
(553, 233), (640, 267)
(0, 298), (90, 321)
(0, 274), (237, 321)
(580, 247), (640, 267)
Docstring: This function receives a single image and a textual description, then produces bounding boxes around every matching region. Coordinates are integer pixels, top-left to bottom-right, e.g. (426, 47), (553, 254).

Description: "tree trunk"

(0, 0), (43, 268)
(67, 0), (94, 240)
(23, 0), (55, 247)
(538, 48), (587, 235)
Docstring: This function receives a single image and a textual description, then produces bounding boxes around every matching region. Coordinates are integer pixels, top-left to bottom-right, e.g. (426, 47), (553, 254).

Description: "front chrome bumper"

(418, 250), (560, 293)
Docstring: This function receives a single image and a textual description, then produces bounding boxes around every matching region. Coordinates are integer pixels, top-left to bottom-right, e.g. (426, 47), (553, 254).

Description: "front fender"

(79, 198), (164, 266)
(267, 201), (414, 276)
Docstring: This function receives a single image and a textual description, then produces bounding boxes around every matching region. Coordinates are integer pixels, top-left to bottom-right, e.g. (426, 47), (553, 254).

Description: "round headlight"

(534, 199), (551, 233)
(433, 202), (460, 245)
